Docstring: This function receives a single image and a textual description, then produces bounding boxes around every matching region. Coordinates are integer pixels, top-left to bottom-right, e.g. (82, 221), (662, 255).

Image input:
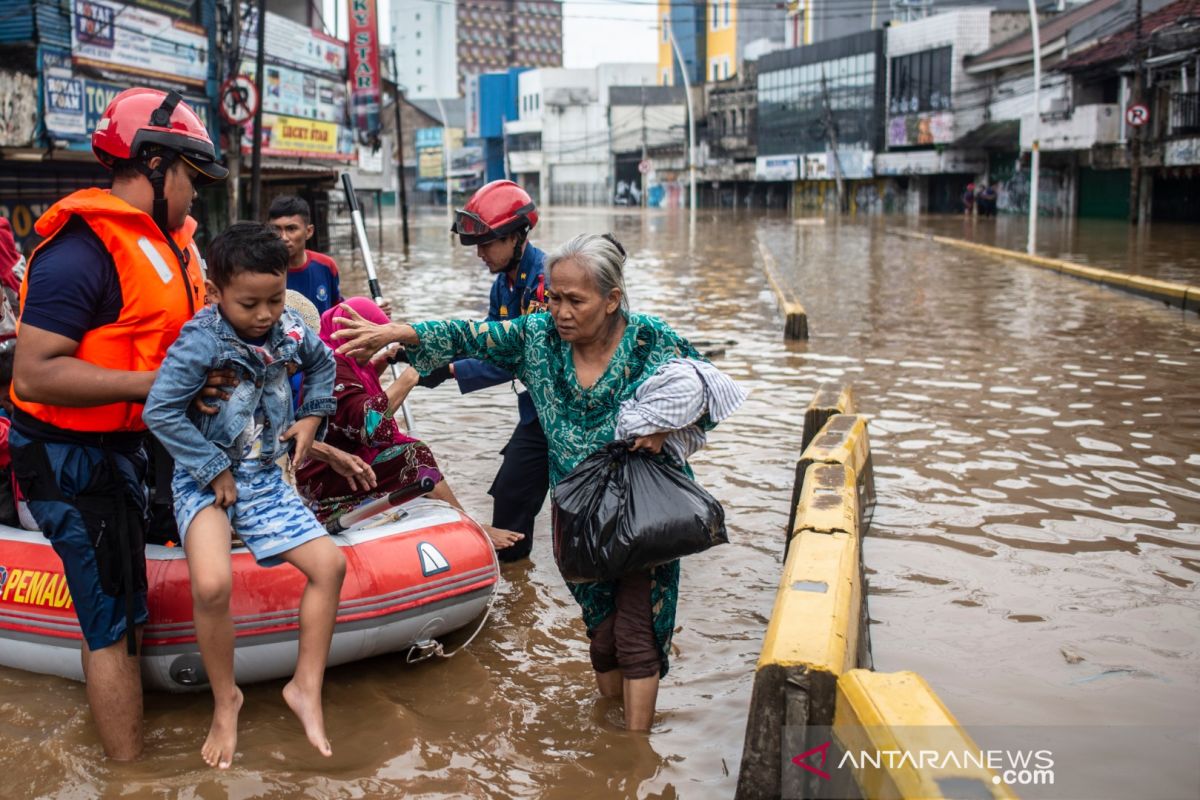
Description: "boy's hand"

(280, 416), (321, 468)
(210, 469), (237, 509)
(194, 368), (240, 416)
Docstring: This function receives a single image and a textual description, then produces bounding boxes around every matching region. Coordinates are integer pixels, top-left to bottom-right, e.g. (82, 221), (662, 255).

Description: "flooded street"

(1, 207), (1198, 798)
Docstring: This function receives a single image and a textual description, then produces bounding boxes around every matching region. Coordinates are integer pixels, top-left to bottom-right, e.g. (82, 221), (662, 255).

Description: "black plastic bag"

(552, 440), (727, 583)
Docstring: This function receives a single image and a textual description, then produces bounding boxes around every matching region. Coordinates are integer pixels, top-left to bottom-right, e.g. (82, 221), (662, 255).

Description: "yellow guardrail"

(888, 228), (1200, 315)
(741, 386), (1014, 799)
(757, 236), (810, 340)
(834, 670), (1020, 800)
(802, 383), (857, 453)
(788, 413), (876, 553)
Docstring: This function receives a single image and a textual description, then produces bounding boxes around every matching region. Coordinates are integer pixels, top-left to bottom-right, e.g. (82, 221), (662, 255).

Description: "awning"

(954, 120), (1019, 150)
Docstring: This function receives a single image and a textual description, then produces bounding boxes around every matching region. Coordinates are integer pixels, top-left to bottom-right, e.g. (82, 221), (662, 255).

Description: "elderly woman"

(332, 234), (731, 731)
(294, 297), (522, 551)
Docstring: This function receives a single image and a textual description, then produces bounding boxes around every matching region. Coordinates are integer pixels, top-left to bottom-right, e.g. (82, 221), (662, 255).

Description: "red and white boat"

(0, 498), (498, 691)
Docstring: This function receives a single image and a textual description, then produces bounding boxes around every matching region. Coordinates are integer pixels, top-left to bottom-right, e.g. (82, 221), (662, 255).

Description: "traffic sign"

(638, 159), (652, 174)
(1125, 103), (1150, 128)
(219, 75), (259, 126)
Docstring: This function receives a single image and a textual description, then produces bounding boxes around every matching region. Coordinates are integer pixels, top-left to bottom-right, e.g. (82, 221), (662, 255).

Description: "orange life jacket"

(12, 188), (205, 433)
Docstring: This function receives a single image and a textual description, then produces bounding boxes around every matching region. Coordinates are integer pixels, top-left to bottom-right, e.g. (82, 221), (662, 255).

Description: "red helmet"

(92, 88), (228, 185)
(452, 180), (538, 245)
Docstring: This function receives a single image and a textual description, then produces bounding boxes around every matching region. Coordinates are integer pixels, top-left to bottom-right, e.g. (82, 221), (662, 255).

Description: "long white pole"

(434, 96), (453, 227)
(1027, 0), (1041, 255)
(666, 23), (697, 213)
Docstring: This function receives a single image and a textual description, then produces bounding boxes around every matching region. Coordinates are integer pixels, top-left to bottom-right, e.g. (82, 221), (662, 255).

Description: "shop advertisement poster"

(70, 0), (208, 87)
(240, 60), (347, 124)
(243, 8), (346, 79)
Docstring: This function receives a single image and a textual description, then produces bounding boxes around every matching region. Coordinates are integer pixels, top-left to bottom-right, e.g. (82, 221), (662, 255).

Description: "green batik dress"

(408, 311), (705, 677)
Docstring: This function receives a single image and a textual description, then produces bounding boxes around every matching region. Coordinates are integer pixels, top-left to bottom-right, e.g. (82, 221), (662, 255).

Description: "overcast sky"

(325, 0), (660, 71)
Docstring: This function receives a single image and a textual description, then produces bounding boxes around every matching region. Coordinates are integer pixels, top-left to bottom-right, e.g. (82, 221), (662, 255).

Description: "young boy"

(143, 222), (343, 769)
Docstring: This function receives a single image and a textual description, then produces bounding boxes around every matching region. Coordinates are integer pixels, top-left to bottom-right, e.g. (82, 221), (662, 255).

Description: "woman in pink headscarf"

(295, 297), (522, 551)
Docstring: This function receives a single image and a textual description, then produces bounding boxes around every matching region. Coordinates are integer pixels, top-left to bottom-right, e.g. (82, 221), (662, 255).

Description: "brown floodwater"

(1, 207), (1197, 798)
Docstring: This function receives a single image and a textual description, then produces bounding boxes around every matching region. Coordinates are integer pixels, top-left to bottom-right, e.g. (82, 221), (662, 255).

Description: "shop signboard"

(755, 154), (799, 181)
(70, 0), (207, 87)
(346, 0), (382, 143)
(243, 114), (355, 161)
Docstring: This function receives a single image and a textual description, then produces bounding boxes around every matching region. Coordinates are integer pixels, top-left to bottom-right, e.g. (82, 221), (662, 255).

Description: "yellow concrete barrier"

(802, 383), (857, 453)
(788, 414), (876, 551)
(834, 670), (1020, 800)
(793, 462), (859, 537)
(889, 227), (1200, 314)
(736, 528), (864, 800)
(757, 237), (809, 340)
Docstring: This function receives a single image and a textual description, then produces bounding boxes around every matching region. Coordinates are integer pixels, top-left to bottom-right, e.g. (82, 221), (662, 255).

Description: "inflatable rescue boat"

(0, 497), (498, 691)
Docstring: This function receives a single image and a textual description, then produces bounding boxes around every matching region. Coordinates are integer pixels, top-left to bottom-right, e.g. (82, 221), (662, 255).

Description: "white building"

(390, 0), (457, 99)
(505, 63), (658, 205)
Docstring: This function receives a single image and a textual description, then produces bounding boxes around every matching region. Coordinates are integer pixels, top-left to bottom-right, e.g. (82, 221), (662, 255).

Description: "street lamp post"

(1027, 0), (1041, 255)
(665, 23), (697, 213)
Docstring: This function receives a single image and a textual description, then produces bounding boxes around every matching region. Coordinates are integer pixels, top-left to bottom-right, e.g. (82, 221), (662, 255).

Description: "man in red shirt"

(267, 195), (343, 315)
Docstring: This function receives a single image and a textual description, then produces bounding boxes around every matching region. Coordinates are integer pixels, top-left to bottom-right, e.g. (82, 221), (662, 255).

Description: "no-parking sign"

(219, 75), (258, 126)
(1125, 103), (1150, 128)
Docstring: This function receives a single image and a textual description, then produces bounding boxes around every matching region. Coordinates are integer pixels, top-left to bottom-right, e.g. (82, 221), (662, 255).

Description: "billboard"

(887, 111), (954, 148)
(756, 155), (799, 181)
(70, 0), (208, 87)
(416, 127), (482, 191)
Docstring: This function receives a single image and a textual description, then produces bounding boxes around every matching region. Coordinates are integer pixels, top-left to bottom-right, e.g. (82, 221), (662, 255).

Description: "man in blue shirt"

(425, 180), (546, 561)
(268, 195), (342, 315)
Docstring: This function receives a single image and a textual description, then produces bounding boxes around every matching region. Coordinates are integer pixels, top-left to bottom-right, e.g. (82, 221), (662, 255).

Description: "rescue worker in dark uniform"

(8, 88), (227, 760)
(421, 181), (547, 562)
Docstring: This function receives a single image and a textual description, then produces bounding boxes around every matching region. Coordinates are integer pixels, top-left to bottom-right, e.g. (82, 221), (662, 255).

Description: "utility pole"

(820, 69), (846, 213)
(1027, 0), (1042, 254)
(389, 49), (410, 249)
(226, 0), (243, 223)
(249, 0), (267, 219)
(666, 23), (697, 214)
(1128, 0), (1144, 226)
(640, 79), (648, 208)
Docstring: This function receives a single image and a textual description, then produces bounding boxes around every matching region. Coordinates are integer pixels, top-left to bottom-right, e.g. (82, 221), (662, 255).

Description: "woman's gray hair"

(546, 233), (629, 310)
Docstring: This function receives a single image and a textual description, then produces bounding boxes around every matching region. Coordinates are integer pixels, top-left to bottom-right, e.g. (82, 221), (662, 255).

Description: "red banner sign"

(346, 0), (382, 145)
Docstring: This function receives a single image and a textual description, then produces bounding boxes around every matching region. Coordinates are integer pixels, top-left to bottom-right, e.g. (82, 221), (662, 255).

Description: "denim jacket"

(143, 305), (336, 487)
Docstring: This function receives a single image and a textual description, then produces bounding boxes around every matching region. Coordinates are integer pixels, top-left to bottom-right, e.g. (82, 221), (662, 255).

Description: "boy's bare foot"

(202, 686), (243, 769)
(283, 679), (332, 757)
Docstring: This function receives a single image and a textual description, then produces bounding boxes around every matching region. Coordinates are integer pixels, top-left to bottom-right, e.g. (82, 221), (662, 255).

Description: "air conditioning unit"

(1046, 97), (1069, 115)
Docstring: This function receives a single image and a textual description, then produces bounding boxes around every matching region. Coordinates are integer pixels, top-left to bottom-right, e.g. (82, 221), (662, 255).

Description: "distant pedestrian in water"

(979, 184), (999, 217)
(962, 183), (977, 216)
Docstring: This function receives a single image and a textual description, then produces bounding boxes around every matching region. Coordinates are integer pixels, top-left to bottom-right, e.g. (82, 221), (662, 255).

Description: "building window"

(712, 60), (719, 81)
(662, 13), (669, 43)
(662, 67), (670, 85)
(723, 58), (730, 79)
(415, 12), (420, 20)
(723, 0), (729, 27)
(711, 1), (718, 31)
(889, 46), (952, 115)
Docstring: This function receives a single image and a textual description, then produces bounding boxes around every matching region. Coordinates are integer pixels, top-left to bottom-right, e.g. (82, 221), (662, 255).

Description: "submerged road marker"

(888, 228), (1200, 314)
(756, 236), (809, 340)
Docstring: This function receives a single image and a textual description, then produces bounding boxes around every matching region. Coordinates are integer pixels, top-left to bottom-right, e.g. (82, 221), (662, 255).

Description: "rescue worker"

(422, 180), (547, 562)
(8, 88), (227, 760)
